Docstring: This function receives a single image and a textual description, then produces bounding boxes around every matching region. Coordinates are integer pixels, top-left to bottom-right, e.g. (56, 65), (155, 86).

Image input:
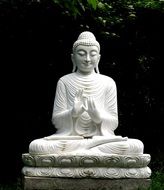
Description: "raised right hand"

(71, 89), (85, 118)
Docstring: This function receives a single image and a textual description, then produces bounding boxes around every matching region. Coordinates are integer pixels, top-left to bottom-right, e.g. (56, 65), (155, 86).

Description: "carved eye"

(77, 50), (86, 56)
(90, 51), (98, 56)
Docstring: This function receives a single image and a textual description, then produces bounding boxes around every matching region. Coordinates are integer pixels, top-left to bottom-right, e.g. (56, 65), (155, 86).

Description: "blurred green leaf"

(87, 0), (98, 10)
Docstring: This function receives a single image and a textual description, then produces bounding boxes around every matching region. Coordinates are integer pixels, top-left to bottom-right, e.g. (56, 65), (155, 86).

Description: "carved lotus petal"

(58, 156), (75, 166)
(22, 154), (35, 166)
(60, 168), (74, 177)
(125, 157), (137, 167)
(104, 156), (121, 167)
(78, 168), (97, 177)
(79, 156), (99, 166)
(104, 168), (120, 178)
(36, 156), (55, 167)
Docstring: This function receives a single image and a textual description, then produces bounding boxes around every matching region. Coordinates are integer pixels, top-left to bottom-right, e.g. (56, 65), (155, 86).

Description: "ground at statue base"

(23, 176), (151, 190)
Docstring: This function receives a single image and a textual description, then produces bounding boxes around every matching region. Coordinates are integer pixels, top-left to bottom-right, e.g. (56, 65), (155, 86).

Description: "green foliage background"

(0, 0), (164, 184)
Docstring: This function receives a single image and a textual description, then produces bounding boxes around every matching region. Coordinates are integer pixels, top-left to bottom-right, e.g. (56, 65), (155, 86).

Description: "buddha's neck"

(76, 70), (96, 76)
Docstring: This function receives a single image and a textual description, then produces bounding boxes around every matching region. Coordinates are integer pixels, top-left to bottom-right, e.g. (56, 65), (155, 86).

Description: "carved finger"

(79, 89), (83, 99)
(75, 89), (82, 101)
(91, 98), (96, 110)
(87, 97), (91, 110)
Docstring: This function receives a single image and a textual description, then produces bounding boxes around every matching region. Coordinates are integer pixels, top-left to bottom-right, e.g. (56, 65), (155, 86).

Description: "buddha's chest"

(65, 80), (106, 100)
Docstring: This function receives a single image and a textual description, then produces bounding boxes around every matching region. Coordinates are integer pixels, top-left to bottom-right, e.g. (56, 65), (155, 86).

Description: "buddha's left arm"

(100, 80), (118, 136)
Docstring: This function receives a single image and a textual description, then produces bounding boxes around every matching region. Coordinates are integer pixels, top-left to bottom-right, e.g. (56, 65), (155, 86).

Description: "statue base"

(22, 153), (151, 178)
(23, 176), (151, 190)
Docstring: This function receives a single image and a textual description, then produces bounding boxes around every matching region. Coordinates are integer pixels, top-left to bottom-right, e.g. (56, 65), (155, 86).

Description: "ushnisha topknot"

(73, 31), (100, 53)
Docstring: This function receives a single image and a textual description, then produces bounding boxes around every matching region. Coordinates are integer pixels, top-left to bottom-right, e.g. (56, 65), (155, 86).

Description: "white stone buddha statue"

(22, 31), (151, 179)
(29, 31), (144, 156)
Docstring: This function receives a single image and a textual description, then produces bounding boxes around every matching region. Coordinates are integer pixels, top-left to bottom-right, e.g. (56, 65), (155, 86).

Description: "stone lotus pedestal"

(22, 152), (151, 190)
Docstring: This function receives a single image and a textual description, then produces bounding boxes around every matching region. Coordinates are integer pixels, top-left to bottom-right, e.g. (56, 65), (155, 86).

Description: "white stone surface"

(22, 166), (151, 178)
(23, 31), (151, 179)
(29, 137), (144, 155)
(22, 153), (151, 168)
(29, 32), (144, 156)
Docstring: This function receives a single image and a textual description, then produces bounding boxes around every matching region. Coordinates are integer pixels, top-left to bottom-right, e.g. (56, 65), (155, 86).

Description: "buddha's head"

(71, 31), (101, 74)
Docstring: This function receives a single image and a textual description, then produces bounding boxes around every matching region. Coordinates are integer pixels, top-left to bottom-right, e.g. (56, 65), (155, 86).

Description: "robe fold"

(52, 72), (118, 138)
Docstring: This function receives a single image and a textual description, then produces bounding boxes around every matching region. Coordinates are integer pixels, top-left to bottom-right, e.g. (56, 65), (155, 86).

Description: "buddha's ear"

(71, 53), (74, 62)
(95, 54), (101, 74)
(98, 54), (101, 63)
(71, 54), (76, 72)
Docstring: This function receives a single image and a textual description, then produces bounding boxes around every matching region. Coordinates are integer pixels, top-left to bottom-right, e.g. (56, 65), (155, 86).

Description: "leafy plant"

(150, 172), (164, 190)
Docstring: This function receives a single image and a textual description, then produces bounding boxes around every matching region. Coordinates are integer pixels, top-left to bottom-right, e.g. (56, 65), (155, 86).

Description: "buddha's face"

(72, 45), (100, 75)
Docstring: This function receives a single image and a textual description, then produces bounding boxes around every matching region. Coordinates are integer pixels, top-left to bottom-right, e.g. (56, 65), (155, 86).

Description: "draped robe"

(52, 72), (118, 138)
(29, 72), (144, 155)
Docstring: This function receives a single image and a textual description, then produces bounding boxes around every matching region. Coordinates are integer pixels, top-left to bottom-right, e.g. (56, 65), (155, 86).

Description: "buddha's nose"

(85, 54), (91, 63)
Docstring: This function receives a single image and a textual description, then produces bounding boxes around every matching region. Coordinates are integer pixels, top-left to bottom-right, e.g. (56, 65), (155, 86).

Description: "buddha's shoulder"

(97, 74), (116, 85)
(58, 73), (116, 86)
(58, 73), (75, 82)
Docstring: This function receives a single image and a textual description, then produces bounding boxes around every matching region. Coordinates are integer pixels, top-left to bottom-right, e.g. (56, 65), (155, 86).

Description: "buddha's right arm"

(52, 110), (72, 125)
(51, 109), (74, 136)
(51, 80), (74, 133)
